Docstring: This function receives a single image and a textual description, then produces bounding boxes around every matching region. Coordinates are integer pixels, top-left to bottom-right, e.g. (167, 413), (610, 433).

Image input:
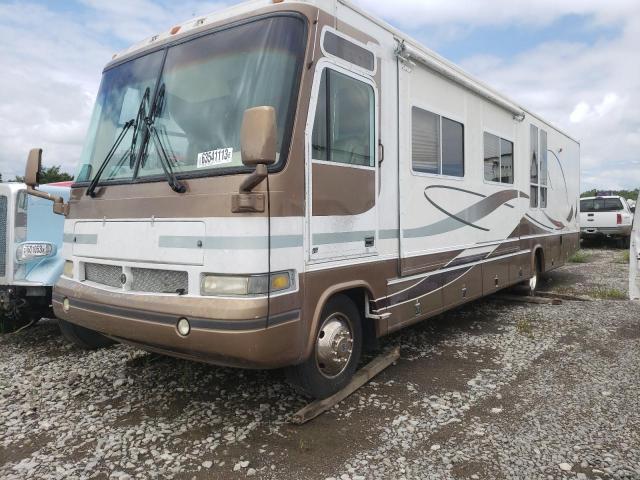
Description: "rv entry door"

(306, 63), (379, 263)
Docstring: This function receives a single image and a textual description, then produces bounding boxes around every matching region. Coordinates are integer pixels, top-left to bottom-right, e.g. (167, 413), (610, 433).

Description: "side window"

(539, 130), (548, 208)
(412, 107), (464, 177)
(483, 132), (514, 184)
(311, 69), (375, 167)
(530, 125), (539, 207)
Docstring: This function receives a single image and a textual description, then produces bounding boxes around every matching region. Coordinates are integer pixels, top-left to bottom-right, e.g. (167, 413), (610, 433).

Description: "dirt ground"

(1, 246), (639, 480)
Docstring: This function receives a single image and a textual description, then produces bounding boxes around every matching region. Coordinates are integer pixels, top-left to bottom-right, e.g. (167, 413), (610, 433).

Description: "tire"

(526, 253), (543, 295)
(0, 295), (34, 333)
(286, 294), (363, 399)
(58, 319), (115, 350)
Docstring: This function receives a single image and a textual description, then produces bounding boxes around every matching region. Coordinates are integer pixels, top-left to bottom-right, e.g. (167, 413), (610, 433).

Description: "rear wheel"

(286, 294), (362, 399)
(526, 252), (543, 295)
(58, 319), (115, 350)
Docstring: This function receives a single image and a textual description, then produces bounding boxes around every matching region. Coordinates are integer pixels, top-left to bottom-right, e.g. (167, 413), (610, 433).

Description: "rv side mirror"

(25, 148), (42, 187)
(24, 148), (70, 216)
(240, 106), (277, 167)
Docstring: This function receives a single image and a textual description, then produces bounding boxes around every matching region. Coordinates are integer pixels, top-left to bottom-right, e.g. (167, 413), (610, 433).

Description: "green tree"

(581, 188), (639, 201)
(14, 165), (73, 184)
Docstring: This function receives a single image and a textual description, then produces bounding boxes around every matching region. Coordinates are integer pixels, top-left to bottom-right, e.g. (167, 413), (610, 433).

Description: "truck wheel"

(58, 319), (115, 350)
(0, 295), (34, 333)
(286, 294), (362, 399)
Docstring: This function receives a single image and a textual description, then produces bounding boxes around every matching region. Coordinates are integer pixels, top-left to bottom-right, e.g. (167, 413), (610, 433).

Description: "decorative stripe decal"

(158, 235), (303, 250)
(404, 187), (522, 238)
(312, 230), (375, 245)
(543, 211), (565, 230)
(63, 233), (98, 245)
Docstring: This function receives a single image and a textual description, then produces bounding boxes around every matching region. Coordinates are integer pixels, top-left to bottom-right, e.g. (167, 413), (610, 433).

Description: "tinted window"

(323, 31), (375, 71)
(311, 69), (375, 167)
(530, 125), (539, 184)
(500, 138), (514, 183)
(530, 124), (539, 208)
(412, 108), (440, 174)
(412, 107), (464, 177)
(540, 129), (548, 186)
(483, 132), (513, 184)
(483, 132), (500, 182)
(580, 198), (624, 212)
(442, 118), (464, 176)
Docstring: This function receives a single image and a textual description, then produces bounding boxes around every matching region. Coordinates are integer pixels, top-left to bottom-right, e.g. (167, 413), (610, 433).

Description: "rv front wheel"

(58, 319), (115, 350)
(286, 294), (362, 399)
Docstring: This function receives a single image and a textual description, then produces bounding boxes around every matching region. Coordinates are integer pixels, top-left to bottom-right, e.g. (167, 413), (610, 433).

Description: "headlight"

(15, 242), (55, 263)
(201, 271), (294, 296)
(63, 260), (74, 278)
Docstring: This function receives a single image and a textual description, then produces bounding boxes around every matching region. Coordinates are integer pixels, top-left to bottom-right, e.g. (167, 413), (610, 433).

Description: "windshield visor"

(76, 15), (306, 184)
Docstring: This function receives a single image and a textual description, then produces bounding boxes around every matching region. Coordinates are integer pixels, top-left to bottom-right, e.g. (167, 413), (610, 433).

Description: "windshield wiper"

(86, 87), (150, 197)
(142, 84), (186, 194)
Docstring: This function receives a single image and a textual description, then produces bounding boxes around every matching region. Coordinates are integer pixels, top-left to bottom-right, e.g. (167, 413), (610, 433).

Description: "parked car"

(0, 181), (71, 332)
(579, 195), (633, 247)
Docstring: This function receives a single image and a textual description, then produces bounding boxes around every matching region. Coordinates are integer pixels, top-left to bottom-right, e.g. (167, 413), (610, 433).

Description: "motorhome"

(25, 0), (580, 398)
(0, 182), (70, 331)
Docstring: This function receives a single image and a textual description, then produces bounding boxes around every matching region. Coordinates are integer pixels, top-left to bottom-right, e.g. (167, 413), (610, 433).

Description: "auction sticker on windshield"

(197, 148), (233, 168)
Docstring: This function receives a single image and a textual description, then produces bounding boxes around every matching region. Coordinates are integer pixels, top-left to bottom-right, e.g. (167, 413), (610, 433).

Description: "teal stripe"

(63, 233), (97, 245)
(312, 230), (375, 245)
(379, 229), (399, 240)
(159, 235), (303, 250)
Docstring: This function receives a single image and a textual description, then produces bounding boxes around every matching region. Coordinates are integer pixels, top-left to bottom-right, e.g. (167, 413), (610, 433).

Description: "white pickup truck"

(580, 195), (634, 248)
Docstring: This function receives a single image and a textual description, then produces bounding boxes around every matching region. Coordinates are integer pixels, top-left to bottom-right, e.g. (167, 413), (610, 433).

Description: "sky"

(0, 0), (638, 191)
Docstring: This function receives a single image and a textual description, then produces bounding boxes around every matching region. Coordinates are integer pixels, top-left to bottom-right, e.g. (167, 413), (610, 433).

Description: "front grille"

(0, 196), (7, 277)
(85, 263), (122, 288)
(131, 268), (188, 294)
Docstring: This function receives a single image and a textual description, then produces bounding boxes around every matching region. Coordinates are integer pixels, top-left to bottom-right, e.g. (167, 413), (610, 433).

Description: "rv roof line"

(394, 40), (526, 121)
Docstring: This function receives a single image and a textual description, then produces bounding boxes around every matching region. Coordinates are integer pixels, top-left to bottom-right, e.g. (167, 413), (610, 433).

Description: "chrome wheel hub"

(316, 313), (354, 378)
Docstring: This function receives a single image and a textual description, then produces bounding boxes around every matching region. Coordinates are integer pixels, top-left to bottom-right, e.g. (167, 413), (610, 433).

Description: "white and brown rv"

(25, 0), (580, 398)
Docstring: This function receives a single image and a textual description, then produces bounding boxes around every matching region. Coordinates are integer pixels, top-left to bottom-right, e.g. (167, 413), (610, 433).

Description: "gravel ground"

(1, 247), (638, 480)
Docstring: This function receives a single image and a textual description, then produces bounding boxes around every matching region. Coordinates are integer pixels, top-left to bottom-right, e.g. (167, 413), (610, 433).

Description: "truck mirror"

(25, 148), (42, 187)
(24, 148), (69, 216)
(240, 106), (277, 167)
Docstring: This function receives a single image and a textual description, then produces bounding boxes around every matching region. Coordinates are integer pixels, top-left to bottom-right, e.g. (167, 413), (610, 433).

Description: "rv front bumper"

(52, 278), (305, 369)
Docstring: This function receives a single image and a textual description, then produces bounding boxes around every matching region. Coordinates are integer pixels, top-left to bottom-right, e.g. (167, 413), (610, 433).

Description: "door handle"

(365, 236), (375, 247)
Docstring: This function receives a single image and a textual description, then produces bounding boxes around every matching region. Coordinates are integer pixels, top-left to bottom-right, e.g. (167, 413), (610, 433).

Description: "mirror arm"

(26, 186), (69, 216)
(239, 164), (268, 194)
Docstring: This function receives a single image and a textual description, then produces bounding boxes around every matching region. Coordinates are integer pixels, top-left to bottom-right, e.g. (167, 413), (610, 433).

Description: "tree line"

(0, 165), (73, 184)
(581, 189), (639, 201)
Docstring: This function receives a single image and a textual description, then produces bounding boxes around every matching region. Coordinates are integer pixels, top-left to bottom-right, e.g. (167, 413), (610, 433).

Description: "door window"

(312, 69), (375, 167)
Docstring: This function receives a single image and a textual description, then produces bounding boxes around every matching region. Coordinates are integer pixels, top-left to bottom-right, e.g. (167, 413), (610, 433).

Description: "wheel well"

(534, 248), (544, 274)
(335, 287), (378, 350)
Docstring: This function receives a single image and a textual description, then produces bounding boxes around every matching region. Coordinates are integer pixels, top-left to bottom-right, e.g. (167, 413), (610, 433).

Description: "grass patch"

(617, 250), (630, 264)
(568, 250), (590, 263)
(516, 318), (534, 337)
(588, 287), (627, 300)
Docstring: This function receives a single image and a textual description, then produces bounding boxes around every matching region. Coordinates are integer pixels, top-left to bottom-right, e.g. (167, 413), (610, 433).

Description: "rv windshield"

(75, 15), (306, 184)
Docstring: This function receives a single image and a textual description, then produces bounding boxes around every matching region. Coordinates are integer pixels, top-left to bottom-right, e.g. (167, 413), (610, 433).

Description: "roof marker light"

(170, 26), (181, 35)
